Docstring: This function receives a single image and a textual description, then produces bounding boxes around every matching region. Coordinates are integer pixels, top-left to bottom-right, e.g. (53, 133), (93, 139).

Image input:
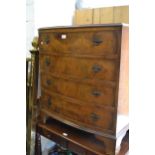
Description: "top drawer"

(39, 30), (119, 55)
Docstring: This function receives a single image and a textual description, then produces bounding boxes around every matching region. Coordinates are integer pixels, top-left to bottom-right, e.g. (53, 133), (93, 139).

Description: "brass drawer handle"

(45, 58), (50, 66)
(92, 64), (102, 73)
(93, 37), (103, 46)
(92, 90), (101, 97)
(47, 97), (52, 107)
(90, 113), (100, 122)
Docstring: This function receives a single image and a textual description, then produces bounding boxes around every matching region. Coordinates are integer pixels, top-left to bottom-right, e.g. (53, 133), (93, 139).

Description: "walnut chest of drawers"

(38, 24), (129, 155)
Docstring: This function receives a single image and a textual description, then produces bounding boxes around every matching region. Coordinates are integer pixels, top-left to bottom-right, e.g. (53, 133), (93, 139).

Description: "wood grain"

(39, 29), (119, 55)
(73, 6), (129, 25)
(114, 6), (129, 24)
(74, 9), (93, 25)
(100, 7), (114, 24)
(38, 24), (129, 155)
(93, 8), (100, 24)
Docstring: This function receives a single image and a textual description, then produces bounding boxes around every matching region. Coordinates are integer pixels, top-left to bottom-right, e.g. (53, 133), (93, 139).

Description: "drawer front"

(41, 91), (115, 132)
(39, 30), (118, 55)
(40, 55), (118, 81)
(41, 75), (115, 107)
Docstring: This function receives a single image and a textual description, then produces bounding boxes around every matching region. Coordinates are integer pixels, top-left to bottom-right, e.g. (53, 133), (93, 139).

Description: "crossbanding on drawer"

(41, 75), (116, 107)
(40, 55), (118, 81)
(39, 30), (119, 55)
(40, 90), (115, 133)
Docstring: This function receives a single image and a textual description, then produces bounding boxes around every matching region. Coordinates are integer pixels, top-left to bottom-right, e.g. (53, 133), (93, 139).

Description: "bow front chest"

(38, 24), (129, 155)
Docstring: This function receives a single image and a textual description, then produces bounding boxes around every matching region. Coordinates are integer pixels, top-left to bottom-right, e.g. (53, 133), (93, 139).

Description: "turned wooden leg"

(35, 126), (42, 155)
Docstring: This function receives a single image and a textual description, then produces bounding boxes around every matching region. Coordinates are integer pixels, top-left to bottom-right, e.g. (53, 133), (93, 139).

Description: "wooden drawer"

(41, 75), (115, 107)
(40, 91), (115, 133)
(40, 55), (118, 81)
(39, 30), (118, 55)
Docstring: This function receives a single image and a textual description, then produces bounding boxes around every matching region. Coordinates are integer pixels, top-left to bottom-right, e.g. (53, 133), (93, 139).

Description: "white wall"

(34, 0), (76, 35)
(26, 0), (76, 55)
(26, 0), (35, 56)
(77, 0), (129, 9)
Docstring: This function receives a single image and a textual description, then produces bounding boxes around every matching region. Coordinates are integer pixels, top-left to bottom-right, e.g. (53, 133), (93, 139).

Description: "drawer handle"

(92, 64), (102, 73)
(45, 58), (50, 66)
(90, 113), (100, 122)
(45, 35), (50, 44)
(93, 37), (103, 46)
(92, 90), (101, 97)
(47, 97), (52, 107)
(46, 79), (51, 86)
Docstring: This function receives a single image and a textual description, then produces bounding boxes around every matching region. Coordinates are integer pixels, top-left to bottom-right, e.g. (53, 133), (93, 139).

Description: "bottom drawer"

(40, 91), (115, 134)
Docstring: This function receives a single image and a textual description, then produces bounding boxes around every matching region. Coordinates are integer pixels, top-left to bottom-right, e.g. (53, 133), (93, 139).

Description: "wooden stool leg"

(35, 126), (42, 155)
